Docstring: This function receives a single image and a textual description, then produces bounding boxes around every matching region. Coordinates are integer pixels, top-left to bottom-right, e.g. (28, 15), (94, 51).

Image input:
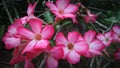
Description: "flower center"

(67, 43), (74, 50)
(35, 34), (41, 40)
(105, 38), (109, 42)
(119, 34), (120, 38)
(59, 10), (64, 14)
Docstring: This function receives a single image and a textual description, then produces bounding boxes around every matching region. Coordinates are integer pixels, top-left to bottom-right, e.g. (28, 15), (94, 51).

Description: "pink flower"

(114, 48), (120, 61)
(83, 10), (97, 23)
(17, 19), (54, 54)
(112, 25), (120, 42)
(46, 0), (79, 23)
(83, 30), (105, 58)
(2, 19), (22, 49)
(56, 31), (88, 64)
(20, 2), (43, 24)
(44, 46), (63, 68)
(97, 31), (113, 46)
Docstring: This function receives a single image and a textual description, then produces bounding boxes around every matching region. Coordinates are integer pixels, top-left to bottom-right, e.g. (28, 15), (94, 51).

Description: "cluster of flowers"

(2, 0), (120, 68)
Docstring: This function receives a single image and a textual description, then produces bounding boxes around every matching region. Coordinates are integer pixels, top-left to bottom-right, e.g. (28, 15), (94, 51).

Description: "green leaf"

(43, 11), (54, 24)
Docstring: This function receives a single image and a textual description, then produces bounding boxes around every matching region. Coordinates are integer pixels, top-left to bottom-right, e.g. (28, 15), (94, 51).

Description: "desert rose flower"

(43, 46), (63, 68)
(83, 30), (105, 58)
(17, 19), (54, 54)
(46, 0), (79, 23)
(114, 48), (120, 61)
(2, 19), (22, 49)
(97, 31), (113, 47)
(56, 31), (88, 64)
(20, 2), (44, 24)
(83, 10), (97, 23)
(112, 25), (120, 42)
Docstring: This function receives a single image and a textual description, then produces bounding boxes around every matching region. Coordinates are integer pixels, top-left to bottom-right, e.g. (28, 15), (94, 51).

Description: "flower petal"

(63, 14), (78, 23)
(64, 4), (78, 14)
(89, 49), (102, 56)
(41, 25), (54, 40)
(46, 2), (58, 11)
(90, 40), (105, 51)
(50, 46), (63, 59)
(112, 25), (120, 35)
(22, 40), (36, 54)
(67, 50), (80, 64)
(3, 37), (21, 49)
(84, 30), (96, 43)
(34, 39), (49, 50)
(56, 32), (68, 46)
(27, 2), (36, 15)
(46, 56), (58, 68)
(56, 0), (70, 9)
(105, 31), (113, 38)
(17, 26), (34, 40)
(29, 19), (42, 34)
(74, 42), (88, 55)
(62, 47), (69, 59)
(97, 33), (105, 41)
(67, 31), (80, 43)
(25, 58), (35, 68)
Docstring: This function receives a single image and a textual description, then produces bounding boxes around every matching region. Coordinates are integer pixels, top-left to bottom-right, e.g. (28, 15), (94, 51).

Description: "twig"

(69, 63), (73, 68)
(2, 0), (13, 24)
(96, 21), (108, 29)
(39, 57), (46, 68)
(90, 22), (99, 33)
(90, 57), (95, 68)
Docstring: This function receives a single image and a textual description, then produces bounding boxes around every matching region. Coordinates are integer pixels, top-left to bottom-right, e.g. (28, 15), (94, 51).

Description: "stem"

(69, 63), (73, 68)
(39, 57), (46, 68)
(95, 21), (108, 29)
(90, 57), (95, 68)
(2, 0), (13, 24)
(90, 22), (99, 33)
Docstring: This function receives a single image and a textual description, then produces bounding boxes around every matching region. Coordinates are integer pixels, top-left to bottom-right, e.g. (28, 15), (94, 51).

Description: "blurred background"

(0, 0), (120, 68)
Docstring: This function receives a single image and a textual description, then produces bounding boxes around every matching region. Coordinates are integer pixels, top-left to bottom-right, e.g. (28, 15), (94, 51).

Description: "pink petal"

(56, 32), (68, 46)
(90, 40), (105, 51)
(27, 2), (36, 15)
(20, 16), (28, 24)
(67, 31), (80, 43)
(52, 10), (63, 18)
(25, 58), (35, 68)
(56, 0), (70, 9)
(17, 27), (35, 40)
(22, 40), (36, 54)
(50, 46), (63, 59)
(89, 49), (102, 56)
(83, 16), (90, 23)
(64, 4), (78, 14)
(41, 25), (54, 40)
(46, 56), (58, 68)
(112, 25), (120, 35)
(74, 42), (88, 55)
(8, 25), (17, 35)
(90, 14), (97, 22)
(29, 19), (42, 34)
(105, 31), (113, 38)
(46, 2), (58, 11)
(3, 36), (21, 49)
(113, 33), (120, 42)
(9, 55), (25, 65)
(63, 14), (78, 23)
(62, 47), (69, 59)
(34, 39), (49, 50)
(97, 33), (105, 41)
(84, 30), (96, 43)
(67, 50), (80, 64)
